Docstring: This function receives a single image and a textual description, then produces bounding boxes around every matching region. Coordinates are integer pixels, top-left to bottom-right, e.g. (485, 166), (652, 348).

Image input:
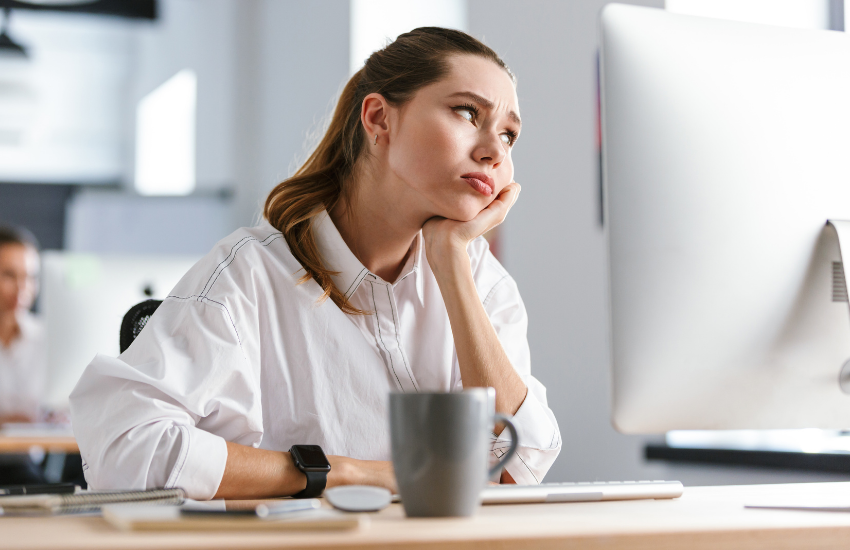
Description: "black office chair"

(119, 299), (162, 353)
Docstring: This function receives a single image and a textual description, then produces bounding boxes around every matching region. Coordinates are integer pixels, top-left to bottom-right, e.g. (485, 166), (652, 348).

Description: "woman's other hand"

(423, 181), (520, 275)
(328, 456), (397, 493)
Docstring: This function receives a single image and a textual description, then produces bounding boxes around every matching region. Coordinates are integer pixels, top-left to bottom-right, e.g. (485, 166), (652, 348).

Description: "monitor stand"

(828, 221), (850, 392)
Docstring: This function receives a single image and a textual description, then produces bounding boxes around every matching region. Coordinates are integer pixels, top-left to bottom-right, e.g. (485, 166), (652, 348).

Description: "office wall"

(0, 184), (73, 250)
(230, 0), (351, 228)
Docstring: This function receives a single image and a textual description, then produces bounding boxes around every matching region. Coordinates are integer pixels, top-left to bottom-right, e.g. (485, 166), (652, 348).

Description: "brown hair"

(0, 226), (39, 251)
(263, 27), (513, 314)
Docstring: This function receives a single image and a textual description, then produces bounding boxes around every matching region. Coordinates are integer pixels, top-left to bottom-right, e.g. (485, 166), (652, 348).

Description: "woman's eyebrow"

(448, 91), (522, 127)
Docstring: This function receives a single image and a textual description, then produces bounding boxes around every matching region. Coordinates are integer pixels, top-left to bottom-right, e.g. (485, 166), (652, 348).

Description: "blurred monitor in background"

(41, 253), (198, 410)
(0, 225), (45, 425)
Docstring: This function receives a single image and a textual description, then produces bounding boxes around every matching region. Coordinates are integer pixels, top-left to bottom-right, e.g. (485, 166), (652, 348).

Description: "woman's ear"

(361, 93), (391, 146)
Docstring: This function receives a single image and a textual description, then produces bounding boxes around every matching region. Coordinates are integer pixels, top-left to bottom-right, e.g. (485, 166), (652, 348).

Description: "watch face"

(292, 445), (330, 470)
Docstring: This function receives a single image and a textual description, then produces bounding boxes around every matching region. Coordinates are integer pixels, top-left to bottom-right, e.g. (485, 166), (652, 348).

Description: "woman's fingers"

(473, 181), (521, 236)
(422, 181), (522, 264)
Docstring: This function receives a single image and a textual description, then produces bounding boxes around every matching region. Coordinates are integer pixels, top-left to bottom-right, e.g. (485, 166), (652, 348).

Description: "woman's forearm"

(431, 248), (528, 418)
(214, 442), (305, 499)
(214, 442), (397, 499)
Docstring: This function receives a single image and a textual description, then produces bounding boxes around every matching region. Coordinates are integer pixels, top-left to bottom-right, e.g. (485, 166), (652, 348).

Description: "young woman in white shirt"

(71, 27), (561, 500)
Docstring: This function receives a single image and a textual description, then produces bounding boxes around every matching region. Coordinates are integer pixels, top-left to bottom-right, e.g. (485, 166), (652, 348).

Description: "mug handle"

(488, 413), (519, 478)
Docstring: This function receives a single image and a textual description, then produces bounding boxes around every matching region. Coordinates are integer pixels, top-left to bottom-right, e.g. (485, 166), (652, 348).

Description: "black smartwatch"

(289, 445), (331, 498)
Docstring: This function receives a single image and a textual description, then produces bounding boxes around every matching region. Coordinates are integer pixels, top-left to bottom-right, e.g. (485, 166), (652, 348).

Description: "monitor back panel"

(601, 5), (850, 431)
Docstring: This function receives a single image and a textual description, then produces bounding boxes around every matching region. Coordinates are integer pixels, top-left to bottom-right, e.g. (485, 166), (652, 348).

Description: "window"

(134, 69), (197, 196)
(349, 0), (468, 75)
(666, 0), (832, 30)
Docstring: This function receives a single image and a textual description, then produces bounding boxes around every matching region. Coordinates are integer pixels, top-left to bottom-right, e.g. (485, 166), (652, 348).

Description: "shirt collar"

(313, 211), (424, 304)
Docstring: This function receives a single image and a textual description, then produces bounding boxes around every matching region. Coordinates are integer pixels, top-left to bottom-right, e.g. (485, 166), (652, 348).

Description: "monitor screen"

(601, 5), (850, 432)
(41, 253), (199, 409)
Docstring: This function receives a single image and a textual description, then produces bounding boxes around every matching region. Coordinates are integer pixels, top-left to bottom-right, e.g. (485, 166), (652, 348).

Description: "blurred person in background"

(0, 226), (47, 485)
(0, 226), (45, 425)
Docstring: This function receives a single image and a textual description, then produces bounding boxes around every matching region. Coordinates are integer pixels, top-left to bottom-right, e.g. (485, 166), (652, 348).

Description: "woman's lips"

(461, 172), (494, 196)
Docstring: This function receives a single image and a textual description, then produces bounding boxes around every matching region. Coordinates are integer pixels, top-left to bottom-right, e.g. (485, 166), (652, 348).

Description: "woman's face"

(0, 243), (39, 314)
(385, 54), (521, 222)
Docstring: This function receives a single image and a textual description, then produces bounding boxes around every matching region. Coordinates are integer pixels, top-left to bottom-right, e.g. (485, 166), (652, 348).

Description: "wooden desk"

(5, 482), (850, 549)
(0, 437), (78, 454)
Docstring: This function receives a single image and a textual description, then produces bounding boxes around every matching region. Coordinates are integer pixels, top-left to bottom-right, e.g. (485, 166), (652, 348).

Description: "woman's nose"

(473, 131), (507, 167)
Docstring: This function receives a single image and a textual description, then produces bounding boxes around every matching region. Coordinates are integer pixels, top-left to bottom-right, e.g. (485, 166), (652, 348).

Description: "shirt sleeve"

(477, 252), (562, 485)
(69, 298), (264, 500)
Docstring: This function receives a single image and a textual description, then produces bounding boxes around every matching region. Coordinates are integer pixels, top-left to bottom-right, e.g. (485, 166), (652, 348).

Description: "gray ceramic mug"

(389, 388), (519, 517)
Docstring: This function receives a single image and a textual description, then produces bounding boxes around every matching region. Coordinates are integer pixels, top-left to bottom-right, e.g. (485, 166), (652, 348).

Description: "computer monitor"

(600, 4), (850, 432)
(41, 253), (198, 409)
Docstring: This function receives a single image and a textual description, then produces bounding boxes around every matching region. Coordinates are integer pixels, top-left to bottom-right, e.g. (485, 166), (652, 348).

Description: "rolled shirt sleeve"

(69, 298), (262, 500)
(473, 247), (562, 485)
(491, 376), (561, 485)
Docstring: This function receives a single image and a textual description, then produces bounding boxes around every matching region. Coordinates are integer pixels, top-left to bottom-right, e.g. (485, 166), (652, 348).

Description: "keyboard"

(480, 480), (684, 504)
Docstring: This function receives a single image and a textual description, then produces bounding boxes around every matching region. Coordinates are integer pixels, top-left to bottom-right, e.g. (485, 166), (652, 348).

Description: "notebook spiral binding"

(54, 488), (186, 514)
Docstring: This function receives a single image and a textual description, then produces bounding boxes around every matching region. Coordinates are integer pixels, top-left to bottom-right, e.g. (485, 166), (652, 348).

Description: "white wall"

(231, 0), (351, 228)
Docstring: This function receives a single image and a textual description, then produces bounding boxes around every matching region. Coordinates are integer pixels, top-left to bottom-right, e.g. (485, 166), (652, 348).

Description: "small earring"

(374, 134), (378, 146)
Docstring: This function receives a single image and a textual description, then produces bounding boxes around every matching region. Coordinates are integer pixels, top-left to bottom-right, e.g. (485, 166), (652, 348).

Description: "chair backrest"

(119, 299), (162, 353)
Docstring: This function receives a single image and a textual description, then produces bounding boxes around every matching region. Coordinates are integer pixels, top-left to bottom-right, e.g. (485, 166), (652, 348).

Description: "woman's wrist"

(427, 240), (471, 281)
(279, 451), (309, 495)
(326, 456), (361, 487)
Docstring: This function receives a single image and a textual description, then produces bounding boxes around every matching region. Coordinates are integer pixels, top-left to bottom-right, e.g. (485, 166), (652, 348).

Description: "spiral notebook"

(0, 488), (185, 515)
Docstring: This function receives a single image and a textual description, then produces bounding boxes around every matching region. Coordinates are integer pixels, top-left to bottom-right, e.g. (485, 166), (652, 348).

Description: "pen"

(255, 499), (322, 518)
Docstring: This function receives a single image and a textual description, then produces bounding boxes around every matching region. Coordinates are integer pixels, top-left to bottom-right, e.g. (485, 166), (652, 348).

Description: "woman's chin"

(435, 199), (488, 223)
(437, 208), (479, 223)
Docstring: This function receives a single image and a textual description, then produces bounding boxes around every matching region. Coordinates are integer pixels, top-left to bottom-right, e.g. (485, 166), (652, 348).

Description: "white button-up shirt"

(0, 312), (46, 420)
(70, 212), (561, 499)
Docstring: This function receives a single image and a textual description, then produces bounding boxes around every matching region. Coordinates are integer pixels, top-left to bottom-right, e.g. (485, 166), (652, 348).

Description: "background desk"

(0, 437), (78, 454)
(4, 482), (850, 549)
(0, 436), (82, 486)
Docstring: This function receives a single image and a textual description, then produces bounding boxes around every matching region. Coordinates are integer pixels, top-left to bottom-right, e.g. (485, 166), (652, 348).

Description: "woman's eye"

(458, 109), (474, 122)
(500, 132), (517, 146)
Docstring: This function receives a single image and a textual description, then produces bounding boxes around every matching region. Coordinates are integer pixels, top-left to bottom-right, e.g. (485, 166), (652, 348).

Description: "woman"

(70, 28), (561, 500)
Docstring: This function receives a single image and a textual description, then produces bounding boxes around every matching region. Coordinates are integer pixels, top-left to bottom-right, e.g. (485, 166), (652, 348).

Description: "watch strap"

(292, 470), (327, 498)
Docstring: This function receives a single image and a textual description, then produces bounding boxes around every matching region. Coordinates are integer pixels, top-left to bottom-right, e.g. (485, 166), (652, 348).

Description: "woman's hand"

(328, 456), (397, 493)
(423, 182), (521, 275)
